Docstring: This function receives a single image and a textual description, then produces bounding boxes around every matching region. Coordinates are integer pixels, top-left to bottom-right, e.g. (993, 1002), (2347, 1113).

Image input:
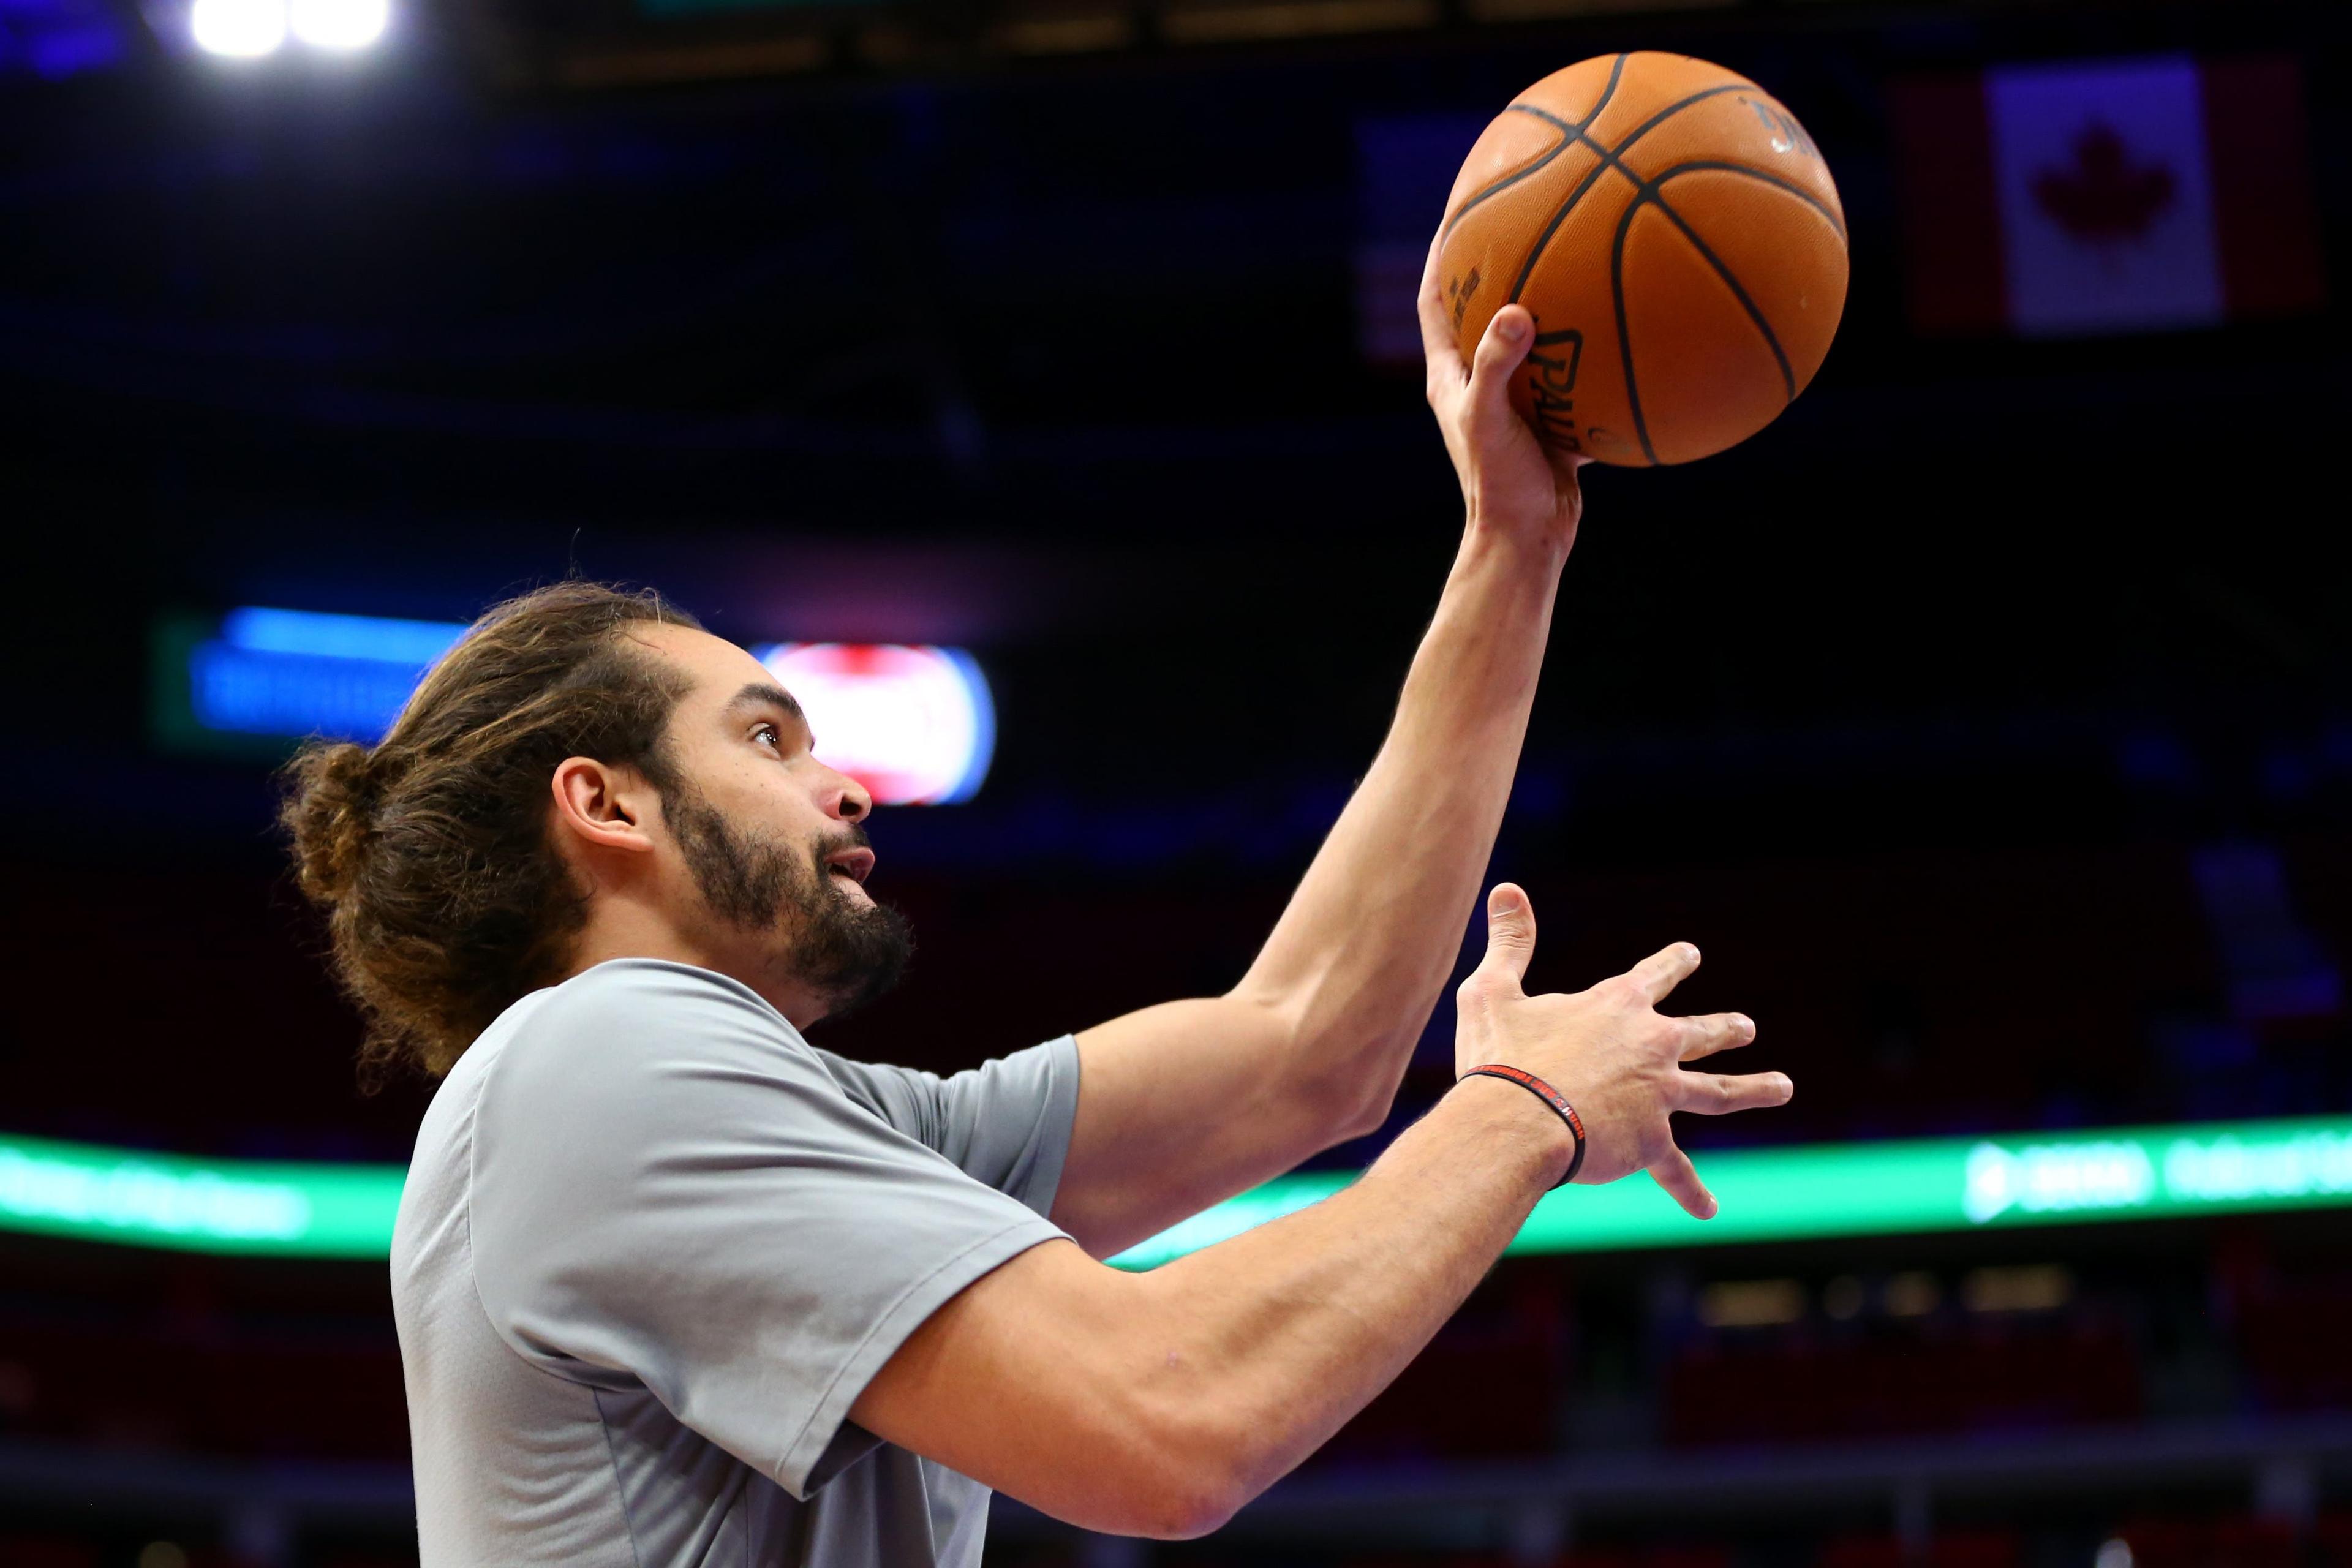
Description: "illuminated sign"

(152, 611), (993, 805)
(167, 608), (468, 746)
(753, 643), (993, 805)
(9, 1115), (2351, 1263)
(0, 1134), (402, 1259)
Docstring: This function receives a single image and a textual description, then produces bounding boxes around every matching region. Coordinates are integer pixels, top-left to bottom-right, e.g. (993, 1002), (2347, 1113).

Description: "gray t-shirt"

(391, 957), (1080, 1567)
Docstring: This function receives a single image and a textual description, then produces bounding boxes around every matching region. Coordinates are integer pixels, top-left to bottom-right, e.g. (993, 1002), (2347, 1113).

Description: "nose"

(827, 766), (872, 824)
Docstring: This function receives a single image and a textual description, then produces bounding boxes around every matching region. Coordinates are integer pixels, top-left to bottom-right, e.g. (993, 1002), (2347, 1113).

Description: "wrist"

(1444, 1072), (1578, 1191)
(1453, 514), (1571, 586)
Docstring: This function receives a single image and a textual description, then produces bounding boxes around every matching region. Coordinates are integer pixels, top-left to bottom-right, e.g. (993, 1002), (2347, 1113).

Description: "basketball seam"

(1549, 97), (1831, 462)
(1608, 198), (1657, 466)
(1612, 181), (1804, 466)
(1648, 187), (1799, 400)
(1651, 159), (1849, 241)
(1503, 81), (1757, 306)
(1436, 55), (1629, 244)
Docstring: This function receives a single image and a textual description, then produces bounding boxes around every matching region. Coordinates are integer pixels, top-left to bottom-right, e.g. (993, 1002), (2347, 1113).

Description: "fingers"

(1648, 1145), (1717, 1219)
(1466, 304), (1536, 419)
(1417, 232), (1468, 391)
(1468, 882), (1538, 993)
(1672, 1070), (1795, 1117)
(1676, 1012), (1757, 1062)
(1623, 942), (1702, 1005)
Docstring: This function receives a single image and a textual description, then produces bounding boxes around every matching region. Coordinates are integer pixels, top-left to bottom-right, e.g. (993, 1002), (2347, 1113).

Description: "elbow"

(1293, 1069), (1399, 1149)
(1311, 1040), (1412, 1145)
(1114, 1450), (1248, 1540)
(1267, 1020), (1410, 1147)
(1023, 1415), (1245, 1540)
(1232, 982), (1392, 1142)
(1335, 1077), (1400, 1142)
(1229, 981), (1410, 1147)
(1123, 1479), (1242, 1542)
(1097, 1404), (1258, 1540)
(1273, 1064), (1389, 1152)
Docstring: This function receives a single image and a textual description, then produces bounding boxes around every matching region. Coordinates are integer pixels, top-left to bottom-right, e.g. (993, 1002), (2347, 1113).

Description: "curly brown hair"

(280, 581), (704, 1080)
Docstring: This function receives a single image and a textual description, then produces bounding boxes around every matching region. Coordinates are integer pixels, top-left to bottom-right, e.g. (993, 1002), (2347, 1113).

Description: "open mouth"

(824, 847), (876, 886)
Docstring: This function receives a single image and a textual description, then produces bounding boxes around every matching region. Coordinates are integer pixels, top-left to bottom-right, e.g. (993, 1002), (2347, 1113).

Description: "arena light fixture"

(288, 0), (388, 48)
(7, 1114), (2350, 1264)
(752, 642), (994, 805)
(190, 0), (287, 56)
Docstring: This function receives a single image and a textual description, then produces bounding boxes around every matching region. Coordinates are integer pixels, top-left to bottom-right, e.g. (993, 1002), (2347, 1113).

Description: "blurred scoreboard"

(149, 606), (992, 807)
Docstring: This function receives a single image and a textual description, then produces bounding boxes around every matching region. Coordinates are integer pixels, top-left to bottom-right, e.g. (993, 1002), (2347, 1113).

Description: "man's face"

(626, 623), (910, 1022)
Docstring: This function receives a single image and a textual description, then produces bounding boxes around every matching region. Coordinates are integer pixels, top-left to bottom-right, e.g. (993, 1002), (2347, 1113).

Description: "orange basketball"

(1434, 52), (1847, 467)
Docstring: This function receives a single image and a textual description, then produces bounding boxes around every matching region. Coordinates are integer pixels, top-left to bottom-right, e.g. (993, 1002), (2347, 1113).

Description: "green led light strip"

(0, 1136), (403, 1259)
(5, 1117), (2350, 1265)
(1111, 1114), (2352, 1267)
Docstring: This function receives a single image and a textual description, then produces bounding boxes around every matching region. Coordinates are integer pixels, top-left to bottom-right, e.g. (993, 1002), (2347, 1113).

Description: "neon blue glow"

(220, 608), (468, 665)
(187, 644), (427, 742)
(184, 608), (469, 742)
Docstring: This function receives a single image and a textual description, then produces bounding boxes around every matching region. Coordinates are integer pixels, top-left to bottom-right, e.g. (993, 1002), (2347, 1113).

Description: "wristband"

(1460, 1063), (1586, 1188)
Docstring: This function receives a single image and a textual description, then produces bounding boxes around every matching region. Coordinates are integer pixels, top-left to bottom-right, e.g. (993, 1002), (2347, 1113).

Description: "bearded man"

(282, 288), (1790, 1567)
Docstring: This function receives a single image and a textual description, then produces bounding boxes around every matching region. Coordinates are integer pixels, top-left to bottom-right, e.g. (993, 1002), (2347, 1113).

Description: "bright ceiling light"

(289, 0), (388, 49)
(191, 0), (286, 56)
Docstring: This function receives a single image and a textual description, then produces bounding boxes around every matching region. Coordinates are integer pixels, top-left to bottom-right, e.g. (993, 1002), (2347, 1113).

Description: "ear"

(549, 756), (659, 858)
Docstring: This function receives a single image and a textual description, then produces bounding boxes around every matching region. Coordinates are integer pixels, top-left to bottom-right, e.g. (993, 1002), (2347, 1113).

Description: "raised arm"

(1054, 258), (1591, 1256)
(857, 890), (1791, 1536)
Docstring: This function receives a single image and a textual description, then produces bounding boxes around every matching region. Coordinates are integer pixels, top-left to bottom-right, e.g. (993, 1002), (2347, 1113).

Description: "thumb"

(1474, 882), (1538, 992)
(1467, 305), (1535, 417)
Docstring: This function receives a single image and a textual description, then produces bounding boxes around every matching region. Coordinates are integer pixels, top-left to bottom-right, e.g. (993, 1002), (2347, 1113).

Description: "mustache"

(812, 822), (873, 864)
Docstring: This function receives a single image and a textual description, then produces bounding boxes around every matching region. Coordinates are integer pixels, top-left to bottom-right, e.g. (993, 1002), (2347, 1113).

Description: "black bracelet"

(1460, 1063), (1586, 1188)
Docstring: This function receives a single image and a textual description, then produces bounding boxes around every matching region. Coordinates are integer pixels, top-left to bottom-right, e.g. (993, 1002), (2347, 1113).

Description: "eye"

(753, 723), (783, 752)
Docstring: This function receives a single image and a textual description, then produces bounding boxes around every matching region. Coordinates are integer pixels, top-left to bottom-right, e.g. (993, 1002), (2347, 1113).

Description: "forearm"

(1238, 526), (1567, 1093)
(1129, 1075), (1569, 1520)
(1052, 312), (1583, 1257)
(857, 891), (1772, 1540)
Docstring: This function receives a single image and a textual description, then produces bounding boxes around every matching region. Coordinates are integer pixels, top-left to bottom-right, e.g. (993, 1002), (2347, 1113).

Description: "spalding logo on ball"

(1436, 51), (1848, 466)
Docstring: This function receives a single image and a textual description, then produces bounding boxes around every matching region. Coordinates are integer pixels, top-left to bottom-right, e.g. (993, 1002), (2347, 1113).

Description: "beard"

(663, 783), (912, 1022)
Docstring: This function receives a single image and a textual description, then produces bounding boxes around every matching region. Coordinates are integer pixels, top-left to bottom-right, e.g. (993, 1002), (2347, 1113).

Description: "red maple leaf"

(2030, 122), (2176, 245)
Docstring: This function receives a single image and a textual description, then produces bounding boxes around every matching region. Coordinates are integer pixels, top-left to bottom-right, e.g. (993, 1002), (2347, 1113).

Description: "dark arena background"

(3, 0), (2350, 1562)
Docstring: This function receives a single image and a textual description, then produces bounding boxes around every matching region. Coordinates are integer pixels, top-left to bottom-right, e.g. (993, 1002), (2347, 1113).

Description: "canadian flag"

(1894, 55), (2324, 336)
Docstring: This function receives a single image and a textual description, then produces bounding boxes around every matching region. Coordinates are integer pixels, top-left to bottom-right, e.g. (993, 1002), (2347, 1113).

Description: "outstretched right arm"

(850, 884), (1792, 1539)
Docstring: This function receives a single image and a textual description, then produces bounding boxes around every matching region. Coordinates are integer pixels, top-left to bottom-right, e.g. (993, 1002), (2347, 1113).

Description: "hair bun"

(281, 741), (382, 906)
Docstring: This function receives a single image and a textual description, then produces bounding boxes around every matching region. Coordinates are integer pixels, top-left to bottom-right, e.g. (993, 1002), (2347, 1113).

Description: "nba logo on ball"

(1436, 53), (1849, 466)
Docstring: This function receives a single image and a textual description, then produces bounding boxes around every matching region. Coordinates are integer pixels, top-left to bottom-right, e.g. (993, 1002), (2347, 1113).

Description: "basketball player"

(281, 269), (1792, 1565)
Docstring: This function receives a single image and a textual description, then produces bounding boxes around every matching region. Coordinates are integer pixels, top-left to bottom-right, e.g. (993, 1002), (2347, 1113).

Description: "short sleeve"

(814, 1037), (1079, 1217)
(465, 960), (1069, 1499)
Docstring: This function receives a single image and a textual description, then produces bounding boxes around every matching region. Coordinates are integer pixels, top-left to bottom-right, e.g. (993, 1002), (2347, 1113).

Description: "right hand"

(1419, 257), (1588, 556)
(1452, 882), (1791, 1218)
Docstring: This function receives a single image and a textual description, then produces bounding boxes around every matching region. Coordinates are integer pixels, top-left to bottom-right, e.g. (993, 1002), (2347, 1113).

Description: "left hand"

(1419, 236), (1589, 552)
